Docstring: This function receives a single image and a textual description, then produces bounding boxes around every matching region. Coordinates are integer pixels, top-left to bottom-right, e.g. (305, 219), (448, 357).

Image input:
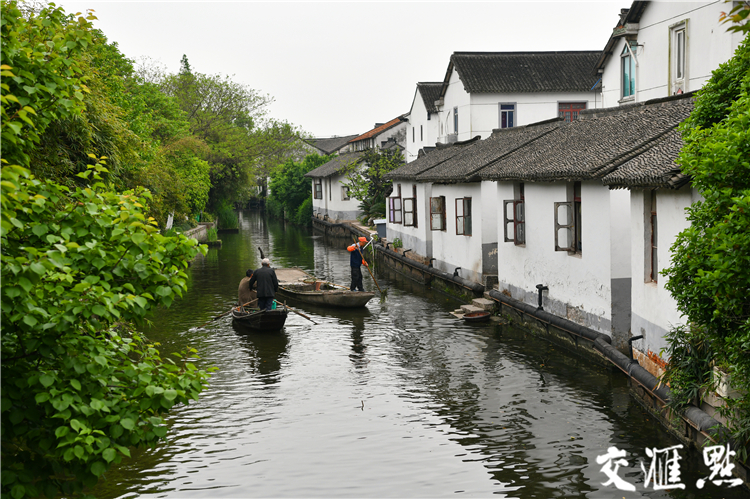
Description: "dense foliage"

(1, 163), (211, 498)
(161, 56), (304, 212)
(343, 148), (404, 222)
(662, 34), (750, 460)
(1, 3), (216, 497)
(267, 153), (330, 226)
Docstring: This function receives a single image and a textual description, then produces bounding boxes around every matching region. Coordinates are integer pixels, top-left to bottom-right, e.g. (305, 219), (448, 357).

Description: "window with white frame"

(342, 185), (350, 201)
(621, 43), (636, 99)
(456, 197), (472, 236)
(499, 103), (515, 128)
(503, 182), (525, 245)
(430, 196), (446, 231)
(559, 102), (587, 123)
(403, 185), (417, 227)
(313, 179), (322, 199)
(670, 21), (687, 95)
(389, 184), (402, 224)
(554, 181), (582, 254)
(646, 189), (658, 282)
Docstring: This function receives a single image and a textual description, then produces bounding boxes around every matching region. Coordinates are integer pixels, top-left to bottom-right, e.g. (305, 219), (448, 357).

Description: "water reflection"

(232, 328), (289, 384)
(87, 211), (748, 499)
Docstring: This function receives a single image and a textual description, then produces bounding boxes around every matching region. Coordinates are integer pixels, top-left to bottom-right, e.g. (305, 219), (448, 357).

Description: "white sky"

(51, 1), (625, 138)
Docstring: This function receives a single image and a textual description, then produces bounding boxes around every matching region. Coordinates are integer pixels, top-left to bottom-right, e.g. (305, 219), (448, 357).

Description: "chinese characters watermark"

(596, 443), (743, 491)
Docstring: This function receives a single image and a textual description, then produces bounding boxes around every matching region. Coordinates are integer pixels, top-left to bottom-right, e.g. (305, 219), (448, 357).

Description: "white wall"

(312, 172), (362, 221)
(495, 181), (631, 337)
(438, 67), (598, 143)
(629, 187), (695, 358)
(471, 91), (598, 137)
(405, 91), (440, 163)
(439, 69), (472, 142)
(430, 183), (484, 282)
(600, 1), (744, 107)
(386, 182), (433, 257)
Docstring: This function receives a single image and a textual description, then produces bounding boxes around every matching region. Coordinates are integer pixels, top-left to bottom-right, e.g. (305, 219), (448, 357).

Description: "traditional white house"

(384, 136), (481, 260)
(433, 51), (601, 144)
(306, 116), (407, 221)
(305, 151), (366, 221)
(342, 116), (407, 153)
(601, 127), (697, 376)
(404, 82), (442, 163)
(478, 93), (694, 349)
(408, 120), (563, 284)
(595, 0), (744, 107)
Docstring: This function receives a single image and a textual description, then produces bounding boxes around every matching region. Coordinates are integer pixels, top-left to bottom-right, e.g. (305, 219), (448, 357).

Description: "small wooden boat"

(275, 267), (375, 308)
(231, 306), (288, 331)
(463, 310), (491, 323)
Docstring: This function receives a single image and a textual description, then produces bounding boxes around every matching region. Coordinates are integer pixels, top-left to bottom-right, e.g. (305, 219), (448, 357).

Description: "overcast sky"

(52, 1), (624, 138)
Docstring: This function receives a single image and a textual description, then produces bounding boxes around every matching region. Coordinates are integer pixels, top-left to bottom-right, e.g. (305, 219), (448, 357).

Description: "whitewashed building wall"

(629, 187), (699, 358)
(386, 181), (433, 257)
(430, 183), (484, 283)
(494, 181), (631, 340)
(600, 1), (744, 107)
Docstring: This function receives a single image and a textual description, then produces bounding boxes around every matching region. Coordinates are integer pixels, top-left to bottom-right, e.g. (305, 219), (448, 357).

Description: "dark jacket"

(248, 266), (279, 298)
(349, 243), (365, 267)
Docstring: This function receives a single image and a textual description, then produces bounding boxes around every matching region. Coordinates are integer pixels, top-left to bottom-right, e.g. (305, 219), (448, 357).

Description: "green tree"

(1, 162), (211, 499)
(343, 148), (404, 222)
(160, 59), (301, 210)
(662, 34), (750, 459)
(1, 1), (94, 168)
(267, 153), (330, 224)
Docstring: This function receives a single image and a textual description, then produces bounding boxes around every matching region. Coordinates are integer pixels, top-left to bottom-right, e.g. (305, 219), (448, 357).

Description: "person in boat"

(248, 258), (279, 311)
(238, 269), (257, 307)
(347, 237), (369, 292)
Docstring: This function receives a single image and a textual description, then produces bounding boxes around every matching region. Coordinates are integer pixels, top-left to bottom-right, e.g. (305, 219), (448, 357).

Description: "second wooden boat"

(274, 268), (375, 308)
(231, 306), (288, 331)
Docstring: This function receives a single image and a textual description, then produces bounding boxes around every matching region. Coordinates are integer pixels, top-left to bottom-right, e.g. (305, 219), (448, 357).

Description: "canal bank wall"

(312, 217), (749, 487)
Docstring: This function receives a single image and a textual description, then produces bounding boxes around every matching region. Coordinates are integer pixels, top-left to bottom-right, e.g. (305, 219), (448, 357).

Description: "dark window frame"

(430, 196), (446, 231)
(313, 179), (322, 199)
(455, 197), (472, 236)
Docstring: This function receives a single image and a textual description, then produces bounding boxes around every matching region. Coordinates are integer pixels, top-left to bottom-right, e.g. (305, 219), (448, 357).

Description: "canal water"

(92, 211), (745, 498)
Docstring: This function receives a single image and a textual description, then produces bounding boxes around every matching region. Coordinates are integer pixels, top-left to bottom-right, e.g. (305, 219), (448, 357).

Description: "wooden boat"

(463, 311), (491, 323)
(274, 267), (375, 308)
(231, 305), (288, 331)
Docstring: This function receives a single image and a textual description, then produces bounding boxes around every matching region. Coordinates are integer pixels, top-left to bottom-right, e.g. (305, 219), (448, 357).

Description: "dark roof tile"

(479, 94), (695, 182)
(304, 151), (366, 179)
(449, 51), (601, 94)
(417, 119), (563, 183)
(385, 136), (481, 181)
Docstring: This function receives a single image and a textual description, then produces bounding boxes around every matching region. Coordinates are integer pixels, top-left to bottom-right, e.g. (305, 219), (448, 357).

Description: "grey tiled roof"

(602, 129), (688, 189)
(479, 94), (695, 182)
(418, 82), (442, 114)
(385, 136), (481, 181)
(309, 135), (359, 155)
(304, 151), (365, 179)
(417, 119), (563, 183)
(450, 51), (601, 94)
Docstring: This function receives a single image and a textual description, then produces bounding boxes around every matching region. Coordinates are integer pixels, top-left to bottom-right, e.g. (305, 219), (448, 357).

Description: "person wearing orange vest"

(347, 237), (369, 291)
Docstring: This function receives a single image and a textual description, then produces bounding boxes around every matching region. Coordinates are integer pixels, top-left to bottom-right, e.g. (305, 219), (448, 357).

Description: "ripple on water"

(91, 213), (749, 499)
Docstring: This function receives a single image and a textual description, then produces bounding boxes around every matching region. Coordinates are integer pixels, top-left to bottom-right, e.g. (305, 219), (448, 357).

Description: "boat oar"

(198, 299), (258, 327)
(274, 300), (318, 325)
(352, 236), (386, 302)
